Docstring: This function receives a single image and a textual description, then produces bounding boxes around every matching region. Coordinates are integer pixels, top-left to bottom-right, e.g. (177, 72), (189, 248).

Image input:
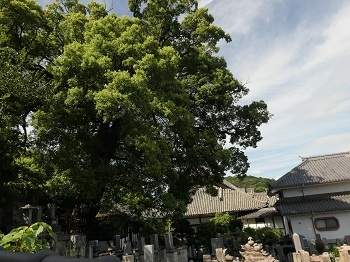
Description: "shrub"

(0, 222), (57, 253)
(192, 221), (216, 247)
(241, 227), (283, 245)
(315, 240), (325, 254)
(329, 245), (339, 262)
(210, 212), (231, 234)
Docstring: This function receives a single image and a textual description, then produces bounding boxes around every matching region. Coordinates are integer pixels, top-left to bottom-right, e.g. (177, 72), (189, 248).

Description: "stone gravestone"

(150, 234), (159, 250)
(345, 235), (350, 245)
(126, 240), (132, 255)
(216, 248), (225, 262)
(316, 234), (321, 242)
(164, 232), (174, 251)
(231, 236), (239, 251)
(114, 235), (121, 251)
(157, 249), (166, 262)
(203, 254), (211, 262)
(122, 255), (134, 262)
(336, 239), (342, 246)
(275, 244), (284, 261)
(144, 245), (154, 262)
(211, 237), (224, 255)
(138, 237), (145, 254)
(137, 237), (145, 262)
(322, 238), (330, 252)
(293, 233), (303, 253)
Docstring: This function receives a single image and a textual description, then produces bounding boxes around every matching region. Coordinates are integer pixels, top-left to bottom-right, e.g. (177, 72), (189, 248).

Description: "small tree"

(210, 212), (231, 234)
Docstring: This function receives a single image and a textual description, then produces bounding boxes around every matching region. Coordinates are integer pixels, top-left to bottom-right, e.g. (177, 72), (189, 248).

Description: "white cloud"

(198, 0), (214, 8)
(212, 1), (350, 178)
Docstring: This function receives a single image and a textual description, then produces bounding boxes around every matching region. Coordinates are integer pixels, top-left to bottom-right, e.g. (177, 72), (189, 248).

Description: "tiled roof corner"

(276, 191), (350, 215)
(185, 179), (269, 217)
(239, 207), (279, 219)
(269, 151), (350, 191)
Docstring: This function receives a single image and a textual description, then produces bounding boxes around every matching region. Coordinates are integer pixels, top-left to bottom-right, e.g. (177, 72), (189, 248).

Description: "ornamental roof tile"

(276, 191), (350, 216)
(185, 180), (268, 217)
(269, 151), (350, 191)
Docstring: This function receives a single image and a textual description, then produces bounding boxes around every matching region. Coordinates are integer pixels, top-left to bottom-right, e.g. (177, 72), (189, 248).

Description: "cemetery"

(1, 203), (350, 262)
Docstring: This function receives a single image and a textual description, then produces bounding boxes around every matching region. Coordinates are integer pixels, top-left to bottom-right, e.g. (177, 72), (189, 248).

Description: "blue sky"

(201, 0), (350, 179)
(37, 0), (350, 180)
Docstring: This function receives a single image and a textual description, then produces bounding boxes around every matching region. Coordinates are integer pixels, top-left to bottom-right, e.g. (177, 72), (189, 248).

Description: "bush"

(210, 212), (231, 234)
(329, 245), (339, 262)
(241, 227), (282, 245)
(315, 240), (325, 254)
(192, 221), (217, 247)
(0, 222), (57, 253)
(188, 213), (245, 248)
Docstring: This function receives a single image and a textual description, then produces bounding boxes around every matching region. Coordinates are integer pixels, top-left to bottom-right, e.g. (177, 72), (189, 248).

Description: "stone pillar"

(88, 245), (94, 259)
(339, 249), (350, 262)
(320, 252), (331, 262)
(150, 234), (159, 250)
(216, 248), (225, 262)
(345, 235), (350, 245)
(138, 237), (145, 254)
(158, 249), (167, 262)
(322, 238), (329, 252)
(122, 254), (134, 262)
(166, 250), (177, 262)
(211, 238), (221, 255)
(293, 252), (301, 262)
(164, 232), (174, 250)
(231, 236), (238, 251)
(299, 250), (311, 262)
(293, 233), (303, 253)
(114, 235), (121, 250)
(336, 239), (342, 246)
(144, 245), (155, 262)
(275, 244), (284, 261)
(126, 240), (132, 255)
(203, 254), (211, 262)
(36, 206), (42, 222)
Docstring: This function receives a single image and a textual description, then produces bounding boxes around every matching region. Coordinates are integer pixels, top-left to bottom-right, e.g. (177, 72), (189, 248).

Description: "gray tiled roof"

(269, 151), (350, 190)
(276, 191), (350, 216)
(239, 207), (279, 219)
(185, 180), (268, 217)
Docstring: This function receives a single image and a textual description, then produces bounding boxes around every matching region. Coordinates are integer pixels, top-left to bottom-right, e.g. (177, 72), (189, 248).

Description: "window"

(314, 217), (339, 231)
(256, 218), (265, 224)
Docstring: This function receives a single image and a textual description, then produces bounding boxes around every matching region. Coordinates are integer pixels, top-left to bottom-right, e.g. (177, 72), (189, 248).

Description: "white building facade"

(269, 152), (350, 241)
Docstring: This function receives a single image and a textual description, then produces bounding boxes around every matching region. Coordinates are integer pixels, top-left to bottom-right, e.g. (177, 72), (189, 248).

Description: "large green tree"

(0, 0), (270, 237)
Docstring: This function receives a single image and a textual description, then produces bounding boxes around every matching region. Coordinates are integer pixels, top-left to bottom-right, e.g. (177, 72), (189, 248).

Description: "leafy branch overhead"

(0, 0), (271, 236)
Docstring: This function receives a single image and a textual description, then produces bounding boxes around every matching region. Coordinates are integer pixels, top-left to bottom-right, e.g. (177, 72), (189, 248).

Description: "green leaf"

(35, 225), (44, 236)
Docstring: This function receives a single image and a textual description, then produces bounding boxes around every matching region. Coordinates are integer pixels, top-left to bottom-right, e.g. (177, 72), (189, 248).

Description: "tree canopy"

(225, 175), (275, 193)
(0, 0), (270, 236)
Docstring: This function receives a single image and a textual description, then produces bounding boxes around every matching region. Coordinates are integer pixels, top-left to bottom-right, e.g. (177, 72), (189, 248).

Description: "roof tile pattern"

(185, 184), (268, 217)
(239, 207), (279, 219)
(270, 152), (350, 190)
(276, 191), (350, 215)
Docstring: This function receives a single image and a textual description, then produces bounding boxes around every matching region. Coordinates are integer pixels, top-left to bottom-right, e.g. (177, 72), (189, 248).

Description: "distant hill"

(225, 175), (275, 193)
